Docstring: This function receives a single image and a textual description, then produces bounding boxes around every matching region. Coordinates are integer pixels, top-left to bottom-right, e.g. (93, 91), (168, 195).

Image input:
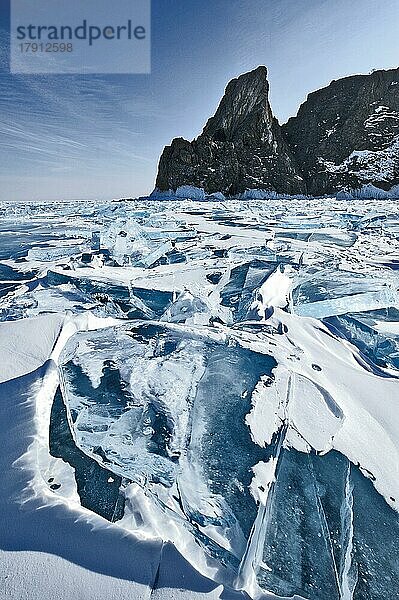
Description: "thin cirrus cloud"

(0, 69), (159, 199)
(0, 18), (160, 200)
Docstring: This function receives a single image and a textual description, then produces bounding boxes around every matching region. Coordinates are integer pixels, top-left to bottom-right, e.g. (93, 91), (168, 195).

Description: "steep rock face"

(156, 66), (399, 197)
(283, 68), (399, 195)
(156, 66), (306, 196)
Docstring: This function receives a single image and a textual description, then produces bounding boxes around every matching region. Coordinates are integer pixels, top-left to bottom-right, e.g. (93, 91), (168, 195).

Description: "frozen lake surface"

(0, 197), (398, 600)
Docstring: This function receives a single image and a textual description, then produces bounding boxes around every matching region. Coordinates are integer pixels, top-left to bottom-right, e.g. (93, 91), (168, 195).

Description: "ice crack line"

(339, 462), (356, 600)
(235, 374), (292, 596)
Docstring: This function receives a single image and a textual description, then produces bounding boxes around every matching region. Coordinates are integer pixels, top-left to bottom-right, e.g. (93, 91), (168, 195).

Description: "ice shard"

(295, 288), (398, 319)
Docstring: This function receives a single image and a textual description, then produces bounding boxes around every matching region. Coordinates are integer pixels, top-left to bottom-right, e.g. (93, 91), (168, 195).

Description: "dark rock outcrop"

(155, 66), (399, 197)
(283, 67), (399, 195)
(155, 66), (306, 196)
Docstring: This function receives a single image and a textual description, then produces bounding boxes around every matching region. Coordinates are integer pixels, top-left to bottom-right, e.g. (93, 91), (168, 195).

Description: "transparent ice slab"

(295, 288), (398, 319)
(50, 387), (126, 521)
(256, 449), (399, 599)
(59, 323), (276, 562)
(324, 312), (399, 371)
(47, 270), (173, 319)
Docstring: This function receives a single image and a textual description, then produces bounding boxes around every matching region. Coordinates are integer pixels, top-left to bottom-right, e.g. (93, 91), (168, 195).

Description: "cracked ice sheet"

(58, 322), (277, 564)
(1, 311), (258, 600)
(220, 307), (399, 511)
(2, 197), (399, 600)
(0, 314), (157, 600)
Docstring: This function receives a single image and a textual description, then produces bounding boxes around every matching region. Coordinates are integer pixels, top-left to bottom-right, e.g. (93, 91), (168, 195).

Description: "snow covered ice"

(1, 196), (399, 600)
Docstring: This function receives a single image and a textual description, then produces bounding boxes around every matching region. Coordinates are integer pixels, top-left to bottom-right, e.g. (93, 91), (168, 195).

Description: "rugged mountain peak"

(202, 66), (273, 143)
(155, 66), (305, 196)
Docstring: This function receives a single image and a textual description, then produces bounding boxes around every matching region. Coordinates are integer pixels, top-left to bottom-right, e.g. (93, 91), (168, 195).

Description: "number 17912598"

(18, 42), (73, 52)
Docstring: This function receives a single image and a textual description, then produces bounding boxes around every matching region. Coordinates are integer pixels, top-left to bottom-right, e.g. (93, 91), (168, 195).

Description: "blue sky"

(0, 0), (399, 201)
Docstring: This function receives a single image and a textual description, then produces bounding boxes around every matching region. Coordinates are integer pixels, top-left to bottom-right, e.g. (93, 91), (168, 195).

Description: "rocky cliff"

(283, 67), (399, 196)
(155, 66), (305, 196)
(155, 66), (399, 197)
